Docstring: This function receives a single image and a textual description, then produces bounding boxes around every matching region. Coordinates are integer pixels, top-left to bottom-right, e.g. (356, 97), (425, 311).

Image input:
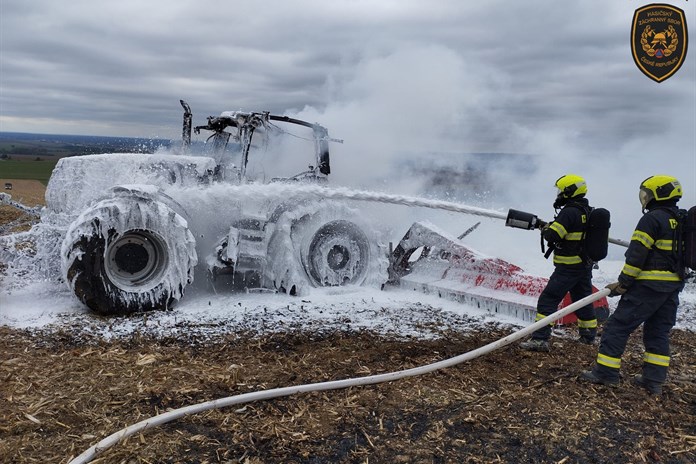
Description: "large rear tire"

(62, 196), (197, 315)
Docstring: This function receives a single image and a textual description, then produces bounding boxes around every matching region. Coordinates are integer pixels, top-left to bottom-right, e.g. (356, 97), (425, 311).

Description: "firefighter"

(521, 174), (598, 352)
(582, 175), (684, 394)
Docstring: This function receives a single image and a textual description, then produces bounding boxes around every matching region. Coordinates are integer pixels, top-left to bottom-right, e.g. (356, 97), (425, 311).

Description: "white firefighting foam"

(1, 152), (696, 337)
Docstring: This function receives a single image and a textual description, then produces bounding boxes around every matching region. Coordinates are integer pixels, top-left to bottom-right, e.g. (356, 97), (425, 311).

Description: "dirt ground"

(0, 179), (46, 234)
(0, 179), (46, 207)
(2, 326), (695, 464)
(1, 180), (695, 464)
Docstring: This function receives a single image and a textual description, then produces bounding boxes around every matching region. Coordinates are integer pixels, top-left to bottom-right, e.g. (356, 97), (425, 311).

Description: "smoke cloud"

(277, 43), (695, 269)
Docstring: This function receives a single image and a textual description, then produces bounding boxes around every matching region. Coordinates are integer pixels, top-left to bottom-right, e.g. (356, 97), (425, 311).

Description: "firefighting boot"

(578, 328), (597, 345)
(520, 338), (550, 352)
(633, 375), (663, 395)
(580, 369), (619, 387)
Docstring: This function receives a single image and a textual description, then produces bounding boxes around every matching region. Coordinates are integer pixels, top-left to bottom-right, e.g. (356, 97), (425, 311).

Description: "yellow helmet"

(639, 175), (682, 208)
(555, 174), (587, 199)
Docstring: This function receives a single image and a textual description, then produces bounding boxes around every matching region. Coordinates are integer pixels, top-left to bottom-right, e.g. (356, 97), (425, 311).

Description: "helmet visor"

(639, 188), (651, 209)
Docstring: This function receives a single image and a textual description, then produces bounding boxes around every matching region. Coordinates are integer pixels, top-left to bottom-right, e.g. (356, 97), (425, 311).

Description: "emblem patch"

(631, 4), (688, 82)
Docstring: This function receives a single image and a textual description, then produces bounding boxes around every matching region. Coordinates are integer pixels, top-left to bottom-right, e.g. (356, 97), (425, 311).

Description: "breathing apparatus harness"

(649, 203), (688, 279)
(541, 199), (593, 264)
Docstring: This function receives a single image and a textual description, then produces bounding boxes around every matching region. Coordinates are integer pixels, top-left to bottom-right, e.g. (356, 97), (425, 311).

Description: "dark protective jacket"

(618, 203), (684, 292)
(543, 197), (591, 268)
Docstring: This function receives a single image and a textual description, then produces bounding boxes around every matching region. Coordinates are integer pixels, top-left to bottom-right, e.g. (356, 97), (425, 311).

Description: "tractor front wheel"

(303, 220), (370, 287)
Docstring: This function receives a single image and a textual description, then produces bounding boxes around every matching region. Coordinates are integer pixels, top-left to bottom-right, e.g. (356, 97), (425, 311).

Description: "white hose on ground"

(69, 288), (611, 464)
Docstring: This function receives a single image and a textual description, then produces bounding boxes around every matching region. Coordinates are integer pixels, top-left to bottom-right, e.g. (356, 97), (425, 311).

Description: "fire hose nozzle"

(505, 209), (546, 230)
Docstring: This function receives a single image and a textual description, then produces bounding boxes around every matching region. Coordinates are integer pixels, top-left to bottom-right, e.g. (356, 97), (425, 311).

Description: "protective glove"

(605, 282), (628, 297)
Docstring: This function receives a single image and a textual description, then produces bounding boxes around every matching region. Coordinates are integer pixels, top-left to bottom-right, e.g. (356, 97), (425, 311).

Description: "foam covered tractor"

(0, 102), (383, 314)
(0, 101), (608, 323)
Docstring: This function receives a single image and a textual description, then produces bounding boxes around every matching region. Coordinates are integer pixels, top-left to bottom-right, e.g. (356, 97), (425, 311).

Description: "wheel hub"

(105, 230), (168, 291)
(114, 243), (150, 274)
(327, 244), (350, 271)
(305, 220), (369, 287)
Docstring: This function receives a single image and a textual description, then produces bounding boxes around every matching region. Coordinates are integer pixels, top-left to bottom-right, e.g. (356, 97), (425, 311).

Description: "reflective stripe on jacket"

(619, 206), (682, 289)
(543, 199), (589, 267)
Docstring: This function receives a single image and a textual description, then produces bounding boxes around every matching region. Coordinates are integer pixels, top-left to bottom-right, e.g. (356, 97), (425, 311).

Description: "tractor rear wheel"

(62, 197), (196, 315)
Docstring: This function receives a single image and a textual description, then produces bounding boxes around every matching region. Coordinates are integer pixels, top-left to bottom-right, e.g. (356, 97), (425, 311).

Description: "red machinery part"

(392, 221), (610, 325)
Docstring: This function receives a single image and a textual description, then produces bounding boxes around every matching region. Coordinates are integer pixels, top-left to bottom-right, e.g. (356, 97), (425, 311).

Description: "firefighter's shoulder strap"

(542, 234), (554, 259)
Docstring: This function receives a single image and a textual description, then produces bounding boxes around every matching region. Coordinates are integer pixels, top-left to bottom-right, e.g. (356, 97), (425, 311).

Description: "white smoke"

(289, 46), (504, 188)
(260, 43), (695, 269)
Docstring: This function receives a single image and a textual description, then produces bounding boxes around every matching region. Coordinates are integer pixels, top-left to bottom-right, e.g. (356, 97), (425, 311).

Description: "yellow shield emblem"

(631, 4), (689, 82)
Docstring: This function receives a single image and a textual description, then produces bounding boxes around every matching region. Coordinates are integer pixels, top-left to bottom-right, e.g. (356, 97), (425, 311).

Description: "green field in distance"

(0, 159), (59, 185)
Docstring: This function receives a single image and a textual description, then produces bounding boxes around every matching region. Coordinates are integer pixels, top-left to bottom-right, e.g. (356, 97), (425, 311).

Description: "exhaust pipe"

(180, 100), (192, 151)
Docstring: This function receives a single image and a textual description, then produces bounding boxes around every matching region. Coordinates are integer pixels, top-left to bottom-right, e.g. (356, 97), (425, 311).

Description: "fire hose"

(68, 288), (611, 464)
(240, 185), (631, 248)
(505, 208), (629, 248)
(2, 186), (629, 247)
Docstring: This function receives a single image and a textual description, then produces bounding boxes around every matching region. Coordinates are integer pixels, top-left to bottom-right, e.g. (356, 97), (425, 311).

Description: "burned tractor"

(31, 101), (388, 315)
(1, 100), (609, 323)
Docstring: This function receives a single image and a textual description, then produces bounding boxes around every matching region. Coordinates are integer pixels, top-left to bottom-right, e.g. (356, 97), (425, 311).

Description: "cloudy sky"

(1, 0), (695, 238)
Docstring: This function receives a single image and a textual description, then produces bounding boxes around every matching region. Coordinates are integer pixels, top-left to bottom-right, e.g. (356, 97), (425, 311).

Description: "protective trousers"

(594, 283), (679, 383)
(532, 266), (596, 341)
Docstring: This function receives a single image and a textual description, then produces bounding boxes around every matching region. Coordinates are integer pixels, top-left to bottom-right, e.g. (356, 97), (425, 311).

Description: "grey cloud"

(0, 0), (693, 165)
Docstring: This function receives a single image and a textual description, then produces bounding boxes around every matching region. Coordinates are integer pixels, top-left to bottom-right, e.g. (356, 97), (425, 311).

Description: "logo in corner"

(631, 4), (688, 82)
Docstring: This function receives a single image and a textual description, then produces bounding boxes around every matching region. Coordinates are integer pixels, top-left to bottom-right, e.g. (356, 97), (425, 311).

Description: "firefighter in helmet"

(521, 174), (598, 352)
(582, 175), (684, 394)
